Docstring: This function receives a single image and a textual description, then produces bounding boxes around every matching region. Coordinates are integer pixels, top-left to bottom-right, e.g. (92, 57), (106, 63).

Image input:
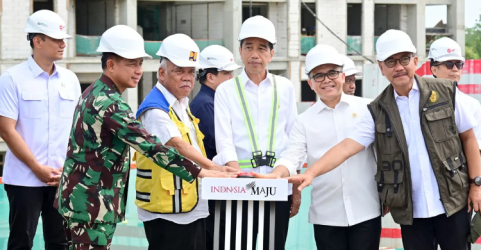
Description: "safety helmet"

(305, 44), (344, 75)
(156, 34), (200, 67)
(427, 37), (464, 62)
(97, 25), (151, 59)
(376, 29), (416, 61)
(341, 55), (361, 77)
(238, 15), (277, 45)
(24, 10), (71, 40)
(199, 45), (241, 71)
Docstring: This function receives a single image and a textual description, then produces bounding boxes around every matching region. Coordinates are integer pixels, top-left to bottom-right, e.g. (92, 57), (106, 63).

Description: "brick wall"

(192, 4), (208, 39)
(1, 0), (32, 59)
(208, 3), (223, 39)
(175, 3), (224, 40)
(268, 2), (288, 57)
(176, 5), (192, 36)
(316, 0), (347, 54)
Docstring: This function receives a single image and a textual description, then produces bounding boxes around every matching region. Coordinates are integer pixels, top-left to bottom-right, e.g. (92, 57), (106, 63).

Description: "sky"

(425, 0), (481, 28)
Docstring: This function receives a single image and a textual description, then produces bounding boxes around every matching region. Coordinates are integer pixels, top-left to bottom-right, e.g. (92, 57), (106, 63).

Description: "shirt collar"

(156, 82), (189, 107)
(393, 78), (419, 100)
(100, 74), (122, 94)
(315, 92), (351, 112)
(200, 84), (215, 98)
(27, 55), (58, 78)
(239, 67), (272, 87)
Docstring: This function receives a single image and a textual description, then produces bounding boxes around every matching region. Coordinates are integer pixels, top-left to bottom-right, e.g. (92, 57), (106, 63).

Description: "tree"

(466, 14), (481, 59)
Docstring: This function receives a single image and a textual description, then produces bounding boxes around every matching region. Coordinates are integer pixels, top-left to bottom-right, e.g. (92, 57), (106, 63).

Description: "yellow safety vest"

(134, 107), (206, 214)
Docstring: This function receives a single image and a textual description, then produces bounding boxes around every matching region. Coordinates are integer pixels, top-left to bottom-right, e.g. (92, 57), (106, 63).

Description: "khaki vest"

(368, 75), (469, 225)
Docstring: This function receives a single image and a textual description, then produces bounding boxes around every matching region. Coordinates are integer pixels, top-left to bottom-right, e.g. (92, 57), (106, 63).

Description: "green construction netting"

(347, 36), (362, 55)
(301, 36), (316, 55)
(76, 35), (101, 56)
(76, 35), (223, 58)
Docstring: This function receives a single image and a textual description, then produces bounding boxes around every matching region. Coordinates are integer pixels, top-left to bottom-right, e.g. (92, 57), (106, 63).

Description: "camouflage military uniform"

(55, 74), (200, 250)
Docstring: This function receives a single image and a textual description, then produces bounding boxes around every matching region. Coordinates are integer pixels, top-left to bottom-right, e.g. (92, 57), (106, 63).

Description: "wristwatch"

(470, 176), (481, 186)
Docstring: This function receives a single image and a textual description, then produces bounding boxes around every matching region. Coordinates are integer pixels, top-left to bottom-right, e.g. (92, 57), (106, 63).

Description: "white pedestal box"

(202, 178), (289, 250)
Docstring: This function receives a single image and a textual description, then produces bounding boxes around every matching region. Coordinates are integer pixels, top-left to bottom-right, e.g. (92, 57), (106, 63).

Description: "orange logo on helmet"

(189, 51), (198, 62)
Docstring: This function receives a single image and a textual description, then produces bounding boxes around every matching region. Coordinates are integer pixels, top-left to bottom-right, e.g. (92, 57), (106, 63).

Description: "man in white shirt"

(213, 15), (300, 250)
(0, 10), (81, 250)
(428, 37), (481, 151)
(288, 29), (481, 250)
(254, 44), (381, 249)
(341, 55), (361, 95)
(135, 34), (238, 250)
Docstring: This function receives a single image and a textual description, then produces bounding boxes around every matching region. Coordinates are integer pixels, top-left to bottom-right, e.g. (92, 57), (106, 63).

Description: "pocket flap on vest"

(160, 172), (195, 195)
(425, 107), (453, 121)
(442, 154), (466, 171)
(375, 160), (405, 184)
(376, 124), (387, 133)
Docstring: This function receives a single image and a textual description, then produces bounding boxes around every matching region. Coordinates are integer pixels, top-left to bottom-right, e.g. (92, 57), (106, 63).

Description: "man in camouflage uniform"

(55, 25), (225, 250)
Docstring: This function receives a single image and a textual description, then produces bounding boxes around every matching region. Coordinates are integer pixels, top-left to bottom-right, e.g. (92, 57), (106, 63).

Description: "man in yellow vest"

(134, 34), (239, 250)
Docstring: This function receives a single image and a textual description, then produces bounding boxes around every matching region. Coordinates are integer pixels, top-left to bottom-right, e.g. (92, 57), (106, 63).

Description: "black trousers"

(313, 216), (381, 250)
(208, 196), (291, 250)
(400, 207), (471, 250)
(4, 184), (67, 250)
(143, 217), (206, 250)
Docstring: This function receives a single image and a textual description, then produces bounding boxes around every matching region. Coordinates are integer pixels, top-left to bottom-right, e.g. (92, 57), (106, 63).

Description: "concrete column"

(406, 2), (426, 59)
(287, 0), (300, 58)
(447, 0), (465, 55)
(287, 0), (301, 102)
(142, 72), (155, 101)
(223, 0), (242, 66)
(115, 0), (138, 111)
(1, 0), (32, 60)
(116, 0), (137, 28)
(315, 0), (347, 54)
(361, 0), (374, 61)
(400, 5), (408, 33)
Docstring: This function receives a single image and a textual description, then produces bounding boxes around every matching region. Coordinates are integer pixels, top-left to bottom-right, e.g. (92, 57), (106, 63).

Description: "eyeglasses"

(384, 56), (412, 68)
(310, 70), (341, 83)
(434, 61), (464, 70)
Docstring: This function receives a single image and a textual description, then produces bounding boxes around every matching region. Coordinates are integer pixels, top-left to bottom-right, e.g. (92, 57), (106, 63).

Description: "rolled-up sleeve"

(214, 85), (238, 164)
(0, 72), (19, 120)
(454, 88), (476, 134)
(141, 108), (181, 144)
(274, 119), (307, 176)
(348, 107), (375, 149)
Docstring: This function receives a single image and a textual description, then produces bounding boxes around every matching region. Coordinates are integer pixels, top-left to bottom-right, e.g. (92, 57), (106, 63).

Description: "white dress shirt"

(214, 69), (298, 194)
(350, 79), (475, 218)
(0, 55), (81, 187)
(137, 82), (209, 224)
(458, 91), (481, 150)
(275, 93), (380, 226)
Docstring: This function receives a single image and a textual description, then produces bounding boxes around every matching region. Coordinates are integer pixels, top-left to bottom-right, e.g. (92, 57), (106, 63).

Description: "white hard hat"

(305, 44), (344, 75)
(427, 37), (464, 62)
(97, 25), (151, 59)
(376, 29), (416, 61)
(157, 34), (200, 68)
(238, 16), (277, 45)
(341, 55), (361, 76)
(24, 10), (71, 39)
(199, 45), (241, 71)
